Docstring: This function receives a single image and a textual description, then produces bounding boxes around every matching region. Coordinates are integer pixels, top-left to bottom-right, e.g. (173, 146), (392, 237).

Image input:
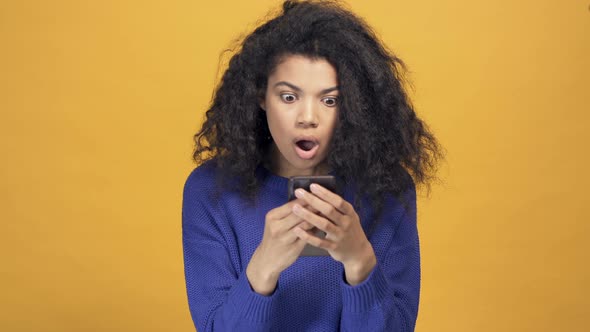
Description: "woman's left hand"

(292, 183), (377, 285)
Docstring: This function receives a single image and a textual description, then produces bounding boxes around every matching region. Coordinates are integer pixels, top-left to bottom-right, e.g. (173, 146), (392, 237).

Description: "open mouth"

(296, 140), (317, 151)
(294, 138), (319, 160)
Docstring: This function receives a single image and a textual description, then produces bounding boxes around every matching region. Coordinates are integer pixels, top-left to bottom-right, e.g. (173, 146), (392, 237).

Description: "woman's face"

(260, 54), (339, 178)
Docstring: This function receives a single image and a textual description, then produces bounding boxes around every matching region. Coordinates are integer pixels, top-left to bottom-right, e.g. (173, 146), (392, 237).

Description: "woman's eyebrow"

(320, 86), (339, 94)
(273, 81), (339, 94)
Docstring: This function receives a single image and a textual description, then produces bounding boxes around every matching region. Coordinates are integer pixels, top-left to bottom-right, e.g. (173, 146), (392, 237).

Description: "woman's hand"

(291, 184), (377, 285)
(246, 198), (315, 295)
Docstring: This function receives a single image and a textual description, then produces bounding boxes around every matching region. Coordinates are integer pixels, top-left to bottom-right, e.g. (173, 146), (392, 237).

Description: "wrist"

(343, 244), (377, 286)
(246, 250), (280, 296)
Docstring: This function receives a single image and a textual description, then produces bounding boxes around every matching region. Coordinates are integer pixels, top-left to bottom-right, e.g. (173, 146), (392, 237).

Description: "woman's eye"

(280, 94), (297, 103)
(322, 97), (338, 107)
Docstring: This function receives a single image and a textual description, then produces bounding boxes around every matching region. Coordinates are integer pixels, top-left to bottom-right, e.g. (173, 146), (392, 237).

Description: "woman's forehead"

(268, 55), (338, 92)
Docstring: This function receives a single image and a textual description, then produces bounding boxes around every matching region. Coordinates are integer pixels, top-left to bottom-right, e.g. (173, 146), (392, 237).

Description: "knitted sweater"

(182, 160), (421, 331)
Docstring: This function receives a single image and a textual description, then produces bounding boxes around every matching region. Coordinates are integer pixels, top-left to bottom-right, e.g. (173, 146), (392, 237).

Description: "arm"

(182, 172), (277, 331)
(290, 181), (420, 331)
(339, 186), (420, 332)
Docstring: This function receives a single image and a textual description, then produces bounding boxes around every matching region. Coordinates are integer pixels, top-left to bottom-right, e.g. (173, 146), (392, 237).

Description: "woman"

(182, 1), (444, 330)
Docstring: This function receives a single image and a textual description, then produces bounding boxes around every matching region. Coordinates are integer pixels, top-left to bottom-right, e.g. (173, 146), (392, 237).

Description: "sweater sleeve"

(339, 184), (421, 332)
(182, 169), (277, 331)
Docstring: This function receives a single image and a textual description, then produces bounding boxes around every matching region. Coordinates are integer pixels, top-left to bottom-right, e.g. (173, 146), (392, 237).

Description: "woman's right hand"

(246, 198), (314, 295)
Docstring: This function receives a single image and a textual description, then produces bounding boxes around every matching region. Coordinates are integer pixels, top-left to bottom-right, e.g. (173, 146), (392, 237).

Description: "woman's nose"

(297, 100), (319, 128)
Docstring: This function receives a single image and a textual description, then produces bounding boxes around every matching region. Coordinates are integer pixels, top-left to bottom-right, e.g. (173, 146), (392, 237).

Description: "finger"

(309, 183), (352, 215)
(273, 213), (306, 244)
(288, 223), (318, 244)
(292, 204), (338, 235)
(294, 188), (344, 225)
(268, 198), (307, 220)
(306, 205), (320, 215)
(298, 221), (314, 231)
(293, 226), (336, 251)
(292, 236), (308, 252)
(276, 212), (305, 233)
(276, 215), (314, 241)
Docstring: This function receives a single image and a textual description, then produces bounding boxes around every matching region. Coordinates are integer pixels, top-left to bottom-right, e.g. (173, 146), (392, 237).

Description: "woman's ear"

(259, 99), (266, 112)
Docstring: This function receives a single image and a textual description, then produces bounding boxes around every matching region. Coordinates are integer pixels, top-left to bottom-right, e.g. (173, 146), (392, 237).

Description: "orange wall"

(1, 1), (588, 331)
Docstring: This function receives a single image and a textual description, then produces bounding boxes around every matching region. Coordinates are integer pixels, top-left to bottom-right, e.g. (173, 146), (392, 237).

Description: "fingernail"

(310, 183), (320, 192)
(295, 188), (305, 198)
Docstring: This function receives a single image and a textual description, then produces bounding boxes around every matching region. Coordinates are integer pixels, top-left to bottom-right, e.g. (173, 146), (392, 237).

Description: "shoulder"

(182, 159), (222, 200)
(380, 171), (417, 219)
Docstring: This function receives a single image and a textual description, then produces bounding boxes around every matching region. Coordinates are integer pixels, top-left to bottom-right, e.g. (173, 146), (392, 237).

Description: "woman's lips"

(293, 135), (320, 160)
(294, 141), (319, 160)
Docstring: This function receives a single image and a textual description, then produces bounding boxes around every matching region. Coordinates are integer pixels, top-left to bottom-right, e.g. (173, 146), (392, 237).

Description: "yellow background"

(1, 0), (588, 331)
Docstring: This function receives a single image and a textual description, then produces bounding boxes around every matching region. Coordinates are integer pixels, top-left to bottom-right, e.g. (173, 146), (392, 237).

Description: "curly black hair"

(193, 0), (445, 224)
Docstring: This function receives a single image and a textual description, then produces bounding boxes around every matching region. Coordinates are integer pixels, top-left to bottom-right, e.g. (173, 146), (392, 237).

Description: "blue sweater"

(182, 160), (421, 331)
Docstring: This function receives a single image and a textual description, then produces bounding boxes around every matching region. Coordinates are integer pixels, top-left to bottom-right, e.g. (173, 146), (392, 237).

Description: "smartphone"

(288, 175), (336, 256)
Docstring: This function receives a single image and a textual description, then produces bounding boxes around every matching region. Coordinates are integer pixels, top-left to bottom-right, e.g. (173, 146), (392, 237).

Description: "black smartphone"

(288, 175), (336, 256)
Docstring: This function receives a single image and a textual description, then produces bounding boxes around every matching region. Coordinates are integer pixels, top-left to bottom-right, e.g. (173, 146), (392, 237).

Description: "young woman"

(182, 1), (443, 331)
